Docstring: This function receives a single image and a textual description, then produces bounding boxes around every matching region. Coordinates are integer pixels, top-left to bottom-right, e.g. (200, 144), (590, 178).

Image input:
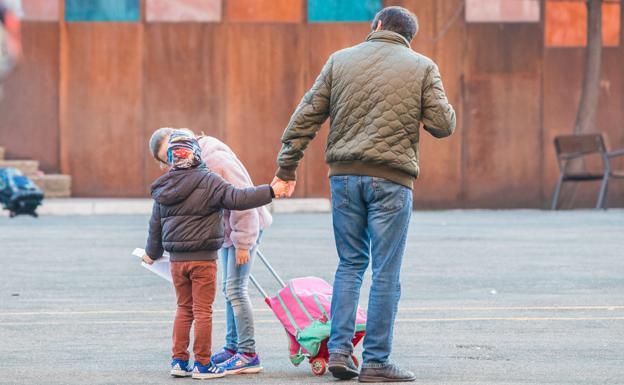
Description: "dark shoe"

(328, 353), (359, 380)
(358, 363), (415, 383)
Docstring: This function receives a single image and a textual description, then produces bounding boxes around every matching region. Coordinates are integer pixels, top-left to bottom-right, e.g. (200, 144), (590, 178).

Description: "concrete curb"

(1, 198), (331, 216)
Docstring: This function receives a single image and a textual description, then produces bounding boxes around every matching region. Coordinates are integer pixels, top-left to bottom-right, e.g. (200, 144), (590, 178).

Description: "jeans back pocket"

(372, 177), (408, 212)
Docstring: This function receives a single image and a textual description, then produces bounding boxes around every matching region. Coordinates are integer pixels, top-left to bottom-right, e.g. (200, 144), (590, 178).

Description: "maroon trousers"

(170, 260), (217, 365)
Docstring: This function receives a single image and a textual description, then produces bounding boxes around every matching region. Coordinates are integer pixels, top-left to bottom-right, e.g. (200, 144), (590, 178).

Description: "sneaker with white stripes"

(191, 360), (226, 380)
(170, 359), (192, 377)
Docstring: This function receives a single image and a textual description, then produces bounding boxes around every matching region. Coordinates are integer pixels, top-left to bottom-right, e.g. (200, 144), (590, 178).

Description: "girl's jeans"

(220, 232), (262, 354)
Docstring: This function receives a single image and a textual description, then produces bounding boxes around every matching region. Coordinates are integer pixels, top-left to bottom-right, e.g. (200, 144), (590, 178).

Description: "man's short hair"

(371, 6), (419, 42)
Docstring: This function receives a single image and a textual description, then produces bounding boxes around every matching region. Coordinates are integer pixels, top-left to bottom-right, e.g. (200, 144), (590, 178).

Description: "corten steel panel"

(465, 23), (543, 75)
(0, 22), (60, 173)
(417, 0), (464, 208)
(302, 23), (370, 198)
(145, 0), (222, 22)
(22, 0), (60, 21)
(542, 49), (624, 208)
(545, 1), (621, 47)
(59, 23), (144, 197)
(222, 24), (306, 193)
(462, 75), (543, 208)
(143, 23), (226, 188)
(384, 0), (464, 208)
(224, 0), (303, 23)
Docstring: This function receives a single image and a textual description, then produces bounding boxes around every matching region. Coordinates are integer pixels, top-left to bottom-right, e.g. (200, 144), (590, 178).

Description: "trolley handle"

(248, 249), (287, 304)
(256, 250), (287, 288)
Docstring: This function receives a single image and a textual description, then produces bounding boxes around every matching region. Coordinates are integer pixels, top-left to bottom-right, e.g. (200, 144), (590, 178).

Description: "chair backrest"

(554, 134), (606, 160)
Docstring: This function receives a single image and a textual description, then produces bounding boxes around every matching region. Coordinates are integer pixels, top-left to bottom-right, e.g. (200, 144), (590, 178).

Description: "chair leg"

(551, 174), (565, 210)
(596, 175), (609, 210)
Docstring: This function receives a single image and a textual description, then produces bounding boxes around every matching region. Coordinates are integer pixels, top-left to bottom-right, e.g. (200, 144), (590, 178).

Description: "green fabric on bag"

(290, 352), (306, 366)
(286, 331), (306, 366)
(297, 319), (332, 357)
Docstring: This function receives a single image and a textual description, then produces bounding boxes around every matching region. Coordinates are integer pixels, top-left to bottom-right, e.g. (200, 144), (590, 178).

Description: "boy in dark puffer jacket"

(142, 130), (280, 380)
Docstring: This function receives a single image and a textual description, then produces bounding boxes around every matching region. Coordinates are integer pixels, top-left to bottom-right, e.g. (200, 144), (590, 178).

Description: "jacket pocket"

(371, 177), (407, 212)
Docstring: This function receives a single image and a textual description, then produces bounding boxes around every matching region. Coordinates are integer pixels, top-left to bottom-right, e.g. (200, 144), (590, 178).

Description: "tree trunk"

(574, 0), (602, 134)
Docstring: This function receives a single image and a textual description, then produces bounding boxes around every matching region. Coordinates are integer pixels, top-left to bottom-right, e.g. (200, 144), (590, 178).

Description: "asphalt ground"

(1, 210), (623, 385)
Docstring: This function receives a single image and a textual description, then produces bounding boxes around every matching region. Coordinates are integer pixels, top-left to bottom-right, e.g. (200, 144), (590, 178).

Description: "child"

(143, 130), (281, 380)
(199, 137), (270, 374)
(149, 127), (272, 374)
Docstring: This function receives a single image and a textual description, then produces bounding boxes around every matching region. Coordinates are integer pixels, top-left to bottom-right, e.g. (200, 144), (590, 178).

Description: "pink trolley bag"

(250, 250), (367, 376)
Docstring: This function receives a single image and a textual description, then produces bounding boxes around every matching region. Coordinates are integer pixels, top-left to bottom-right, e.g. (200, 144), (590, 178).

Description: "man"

(272, 6), (455, 383)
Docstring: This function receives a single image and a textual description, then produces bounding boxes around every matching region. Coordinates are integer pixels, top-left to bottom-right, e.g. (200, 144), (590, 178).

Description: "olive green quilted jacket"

(276, 30), (456, 189)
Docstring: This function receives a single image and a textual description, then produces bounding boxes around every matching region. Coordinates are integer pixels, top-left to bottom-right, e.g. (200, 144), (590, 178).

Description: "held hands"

(142, 254), (155, 265)
(271, 177), (296, 199)
(236, 248), (250, 266)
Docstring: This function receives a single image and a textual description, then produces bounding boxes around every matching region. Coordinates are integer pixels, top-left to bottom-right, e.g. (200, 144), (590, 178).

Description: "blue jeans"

(327, 176), (412, 368)
(220, 232), (262, 354)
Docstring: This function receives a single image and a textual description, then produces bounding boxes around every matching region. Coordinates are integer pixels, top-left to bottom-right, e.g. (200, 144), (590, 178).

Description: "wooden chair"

(551, 133), (624, 210)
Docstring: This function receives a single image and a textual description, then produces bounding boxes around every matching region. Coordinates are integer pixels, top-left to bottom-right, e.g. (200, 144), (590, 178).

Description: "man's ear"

(375, 20), (382, 32)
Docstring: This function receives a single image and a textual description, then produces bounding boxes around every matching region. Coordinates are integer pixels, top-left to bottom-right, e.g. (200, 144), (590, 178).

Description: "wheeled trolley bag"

(250, 251), (366, 376)
(0, 167), (44, 217)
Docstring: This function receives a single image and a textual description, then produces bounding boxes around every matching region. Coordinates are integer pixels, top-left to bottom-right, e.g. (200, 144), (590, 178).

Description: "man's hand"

(142, 255), (155, 265)
(236, 249), (250, 266)
(271, 177), (296, 198)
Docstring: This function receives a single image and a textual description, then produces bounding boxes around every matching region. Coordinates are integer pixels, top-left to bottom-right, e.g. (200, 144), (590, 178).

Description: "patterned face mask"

(166, 131), (203, 170)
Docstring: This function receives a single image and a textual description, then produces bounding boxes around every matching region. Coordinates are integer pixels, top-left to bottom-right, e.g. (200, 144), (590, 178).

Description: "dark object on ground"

(0, 168), (44, 217)
(551, 133), (624, 210)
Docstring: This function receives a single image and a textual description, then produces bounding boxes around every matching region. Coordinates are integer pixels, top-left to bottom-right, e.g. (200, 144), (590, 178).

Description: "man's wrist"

(276, 166), (297, 181)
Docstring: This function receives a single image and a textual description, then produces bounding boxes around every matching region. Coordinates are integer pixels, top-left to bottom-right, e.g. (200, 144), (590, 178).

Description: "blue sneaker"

(217, 353), (263, 374)
(170, 359), (192, 377)
(211, 348), (236, 365)
(191, 361), (226, 380)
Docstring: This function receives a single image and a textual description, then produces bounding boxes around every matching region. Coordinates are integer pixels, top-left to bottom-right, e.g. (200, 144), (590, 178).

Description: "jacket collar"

(365, 30), (410, 48)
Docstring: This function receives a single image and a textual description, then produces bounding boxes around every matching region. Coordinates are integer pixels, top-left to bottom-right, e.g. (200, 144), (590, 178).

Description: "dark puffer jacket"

(145, 166), (273, 262)
(277, 30), (456, 189)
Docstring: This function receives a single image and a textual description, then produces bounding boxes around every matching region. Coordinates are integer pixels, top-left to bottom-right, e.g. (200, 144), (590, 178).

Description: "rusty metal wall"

(0, 0), (622, 207)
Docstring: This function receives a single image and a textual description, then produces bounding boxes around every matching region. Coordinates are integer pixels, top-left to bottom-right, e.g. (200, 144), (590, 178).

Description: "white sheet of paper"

(132, 248), (173, 283)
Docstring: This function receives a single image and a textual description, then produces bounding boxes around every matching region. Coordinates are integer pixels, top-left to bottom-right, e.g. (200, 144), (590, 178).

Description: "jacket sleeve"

(145, 201), (164, 260)
(219, 156), (261, 250)
(207, 173), (274, 211)
(421, 63), (456, 138)
(276, 55), (333, 181)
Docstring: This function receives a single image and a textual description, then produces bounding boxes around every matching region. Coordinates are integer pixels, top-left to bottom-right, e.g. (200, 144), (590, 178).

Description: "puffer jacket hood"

(151, 167), (205, 206)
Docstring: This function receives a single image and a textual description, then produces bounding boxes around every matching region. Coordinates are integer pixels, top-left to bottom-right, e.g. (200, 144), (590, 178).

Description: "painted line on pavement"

(1, 305), (623, 317)
(2, 316), (624, 326)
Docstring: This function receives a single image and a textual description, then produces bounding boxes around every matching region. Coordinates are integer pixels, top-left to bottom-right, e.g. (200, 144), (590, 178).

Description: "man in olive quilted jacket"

(272, 6), (455, 382)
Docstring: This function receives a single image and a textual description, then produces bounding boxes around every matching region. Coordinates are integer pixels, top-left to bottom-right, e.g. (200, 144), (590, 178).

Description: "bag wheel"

(310, 357), (327, 376)
(351, 354), (359, 368)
